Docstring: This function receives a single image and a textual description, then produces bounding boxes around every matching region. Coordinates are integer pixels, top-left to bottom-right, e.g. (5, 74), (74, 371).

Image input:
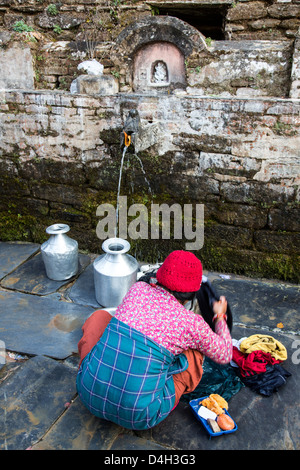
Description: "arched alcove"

(113, 16), (206, 93)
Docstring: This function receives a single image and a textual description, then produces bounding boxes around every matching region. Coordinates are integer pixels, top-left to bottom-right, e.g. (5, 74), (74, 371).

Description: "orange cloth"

(78, 309), (112, 366)
(78, 310), (203, 404)
(173, 349), (203, 406)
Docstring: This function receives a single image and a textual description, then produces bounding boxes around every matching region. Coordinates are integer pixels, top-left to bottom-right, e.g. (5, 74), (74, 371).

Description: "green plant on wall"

(111, 70), (120, 79)
(53, 24), (62, 35)
(151, 6), (159, 16)
(109, 0), (123, 22)
(47, 4), (58, 16)
(13, 20), (34, 33)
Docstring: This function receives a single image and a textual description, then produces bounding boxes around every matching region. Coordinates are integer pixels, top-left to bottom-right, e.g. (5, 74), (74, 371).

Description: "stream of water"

(115, 147), (153, 237)
(115, 145), (128, 237)
(134, 153), (153, 198)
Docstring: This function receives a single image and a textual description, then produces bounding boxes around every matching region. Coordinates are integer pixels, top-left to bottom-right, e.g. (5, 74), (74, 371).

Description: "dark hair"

(156, 282), (196, 303)
(138, 272), (197, 303)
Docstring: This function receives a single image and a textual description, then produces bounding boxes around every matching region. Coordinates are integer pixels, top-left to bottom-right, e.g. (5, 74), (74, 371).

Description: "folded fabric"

(78, 309), (112, 366)
(239, 334), (287, 361)
(173, 348), (204, 406)
(241, 364), (291, 397)
(181, 356), (244, 403)
(232, 346), (282, 377)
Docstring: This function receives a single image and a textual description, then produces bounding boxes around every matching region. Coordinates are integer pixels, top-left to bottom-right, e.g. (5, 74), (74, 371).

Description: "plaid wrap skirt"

(76, 317), (188, 430)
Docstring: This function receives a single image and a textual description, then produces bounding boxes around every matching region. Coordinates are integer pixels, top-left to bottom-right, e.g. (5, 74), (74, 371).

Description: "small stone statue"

(152, 61), (168, 83)
(120, 109), (140, 149)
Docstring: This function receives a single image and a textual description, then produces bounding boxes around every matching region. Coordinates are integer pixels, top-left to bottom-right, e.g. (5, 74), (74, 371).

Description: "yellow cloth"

(240, 334), (287, 361)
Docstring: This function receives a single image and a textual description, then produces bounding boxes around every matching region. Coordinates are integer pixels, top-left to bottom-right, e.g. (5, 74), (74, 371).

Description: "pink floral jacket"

(115, 282), (233, 364)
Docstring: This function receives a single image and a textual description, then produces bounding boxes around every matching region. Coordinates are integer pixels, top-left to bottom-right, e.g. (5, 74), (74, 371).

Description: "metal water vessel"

(41, 223), (78, 281)
(93, 237), (139, 307)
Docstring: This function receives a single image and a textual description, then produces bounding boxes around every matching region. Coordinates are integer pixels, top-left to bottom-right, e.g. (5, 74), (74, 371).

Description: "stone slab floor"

(0, 242), (299, 451)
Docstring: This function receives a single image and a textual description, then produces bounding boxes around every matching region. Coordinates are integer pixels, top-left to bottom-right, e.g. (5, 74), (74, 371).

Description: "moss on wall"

(1, 192), (299, 283)
(0, 90), (299, 283)
(198, 241), (299, 283)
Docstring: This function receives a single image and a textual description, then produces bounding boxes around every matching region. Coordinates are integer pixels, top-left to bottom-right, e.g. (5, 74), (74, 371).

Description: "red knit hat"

(156, 250), (203, 292)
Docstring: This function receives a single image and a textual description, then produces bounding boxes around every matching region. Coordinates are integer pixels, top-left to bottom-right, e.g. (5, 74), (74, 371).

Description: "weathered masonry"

(0, 1), (299, 282)
(0, 1), (300, 95)
(0, 90), (299, 281)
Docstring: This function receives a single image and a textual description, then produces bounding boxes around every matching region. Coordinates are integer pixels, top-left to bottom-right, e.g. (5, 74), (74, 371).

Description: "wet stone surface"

(211, 278), (300, 334)
(0, 289), (94, 359)
(1, 251), (91, 295)
(31, 395), (123, 451)
(0, 355), (77, 450)
(0, 242), (40, 280)
(0, 242), (299, 450)
(67, 262), (100, 309)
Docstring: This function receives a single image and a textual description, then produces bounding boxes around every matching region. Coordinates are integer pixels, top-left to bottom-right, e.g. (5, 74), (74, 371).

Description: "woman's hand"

(212, 296), (227, 322)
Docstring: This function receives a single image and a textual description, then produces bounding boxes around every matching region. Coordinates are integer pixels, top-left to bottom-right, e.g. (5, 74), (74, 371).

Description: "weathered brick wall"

(0, 1), (299, 93)
(186, 40), (294, 98)
(0, 90), (299, 281)
(1, 1), (299, 41)
(225, 0), (300, 39)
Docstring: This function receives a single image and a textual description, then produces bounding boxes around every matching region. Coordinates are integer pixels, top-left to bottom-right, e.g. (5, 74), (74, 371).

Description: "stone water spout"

(120, 109), (166, 155)
(120, 109), (141, 151)
(121, 109), (164, 155)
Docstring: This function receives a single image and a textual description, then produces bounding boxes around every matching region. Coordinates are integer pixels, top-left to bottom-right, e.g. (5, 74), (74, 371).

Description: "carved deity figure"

(151, 61), (168, 83)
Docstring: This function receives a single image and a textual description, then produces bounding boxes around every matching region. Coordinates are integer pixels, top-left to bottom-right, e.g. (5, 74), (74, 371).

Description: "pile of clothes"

(181, 356), (245, 404)
(231, 334), (291, 396)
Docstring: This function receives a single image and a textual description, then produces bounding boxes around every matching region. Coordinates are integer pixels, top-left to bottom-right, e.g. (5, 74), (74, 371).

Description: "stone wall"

(225, 0), (300, 40)
(0, 2), (299, 282)
(187, 39), (294, 98)
(0, 89), (299, 282)
(0, 1), (299, 95)
(1, 1), (299, 41)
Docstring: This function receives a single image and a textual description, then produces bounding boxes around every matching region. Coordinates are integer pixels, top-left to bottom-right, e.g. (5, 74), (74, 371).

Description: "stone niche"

(133, 41), (186, 93)
(113, 16), (206, 93)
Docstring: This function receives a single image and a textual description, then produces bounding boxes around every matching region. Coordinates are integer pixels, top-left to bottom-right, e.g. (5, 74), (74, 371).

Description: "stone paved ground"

(0, 241), (299, 451)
